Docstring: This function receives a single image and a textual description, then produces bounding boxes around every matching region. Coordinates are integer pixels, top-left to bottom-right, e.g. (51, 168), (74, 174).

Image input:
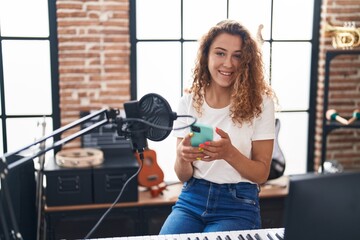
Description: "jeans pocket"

(230, 183), (259, 206)
(182, 177), (196, 192)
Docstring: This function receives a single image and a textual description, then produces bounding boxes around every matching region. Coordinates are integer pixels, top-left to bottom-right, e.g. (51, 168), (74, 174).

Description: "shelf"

(324, 120), (360, 132)
(321, 50), (360, 171)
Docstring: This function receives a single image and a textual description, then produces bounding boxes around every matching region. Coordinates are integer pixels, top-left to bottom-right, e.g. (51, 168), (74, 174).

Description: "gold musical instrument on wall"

(325, 22), (360, 49)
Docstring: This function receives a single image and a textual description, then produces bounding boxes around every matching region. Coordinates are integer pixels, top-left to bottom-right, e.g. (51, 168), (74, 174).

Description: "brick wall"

(56, 0), (360, 170)
(56, 0), (130, 147)
(315, 0), (360, 170)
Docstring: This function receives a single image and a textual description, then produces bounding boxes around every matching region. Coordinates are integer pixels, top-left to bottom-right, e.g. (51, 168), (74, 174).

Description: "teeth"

(220, 71), (232, 76)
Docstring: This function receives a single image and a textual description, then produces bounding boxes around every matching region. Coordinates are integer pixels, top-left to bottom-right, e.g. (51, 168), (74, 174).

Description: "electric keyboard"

(90, 228), (285, 240)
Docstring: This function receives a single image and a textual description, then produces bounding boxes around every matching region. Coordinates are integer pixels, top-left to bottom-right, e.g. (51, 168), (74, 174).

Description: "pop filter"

(138, 93), (176, 141)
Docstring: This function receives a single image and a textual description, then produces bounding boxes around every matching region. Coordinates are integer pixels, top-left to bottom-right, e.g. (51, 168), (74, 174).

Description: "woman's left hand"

(198, 127), (236, 162)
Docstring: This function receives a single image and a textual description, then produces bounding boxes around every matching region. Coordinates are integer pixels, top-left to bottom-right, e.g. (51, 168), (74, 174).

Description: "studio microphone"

(116, 93), (195, 153)
(122, 99), (148, 153)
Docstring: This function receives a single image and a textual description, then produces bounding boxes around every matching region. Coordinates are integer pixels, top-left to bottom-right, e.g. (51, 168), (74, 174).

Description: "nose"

(223, 55), (232, 68)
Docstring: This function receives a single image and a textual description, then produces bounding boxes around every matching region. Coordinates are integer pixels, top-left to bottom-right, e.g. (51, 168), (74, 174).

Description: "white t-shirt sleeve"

(252, 95), (275, 141)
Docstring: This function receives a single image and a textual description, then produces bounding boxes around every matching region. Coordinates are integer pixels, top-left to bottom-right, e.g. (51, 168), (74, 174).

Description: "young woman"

(159, 19), (277, 234)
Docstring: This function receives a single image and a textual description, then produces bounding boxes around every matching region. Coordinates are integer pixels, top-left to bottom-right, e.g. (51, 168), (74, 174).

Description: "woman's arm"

(200, 128), (273, 184)
(174, 137), (194, 182)
(174, 134), (206, 182)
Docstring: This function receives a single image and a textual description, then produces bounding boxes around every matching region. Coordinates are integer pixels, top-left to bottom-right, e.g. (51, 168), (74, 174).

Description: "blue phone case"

(190, 123), (213, 147)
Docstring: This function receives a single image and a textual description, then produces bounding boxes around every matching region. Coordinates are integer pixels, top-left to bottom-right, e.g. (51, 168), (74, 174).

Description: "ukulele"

(134, 149), (165, 188)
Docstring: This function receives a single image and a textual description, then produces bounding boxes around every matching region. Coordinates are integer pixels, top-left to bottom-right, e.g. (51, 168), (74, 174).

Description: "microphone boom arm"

(1, 108), (117, 177)
(0, 108), (117, 240)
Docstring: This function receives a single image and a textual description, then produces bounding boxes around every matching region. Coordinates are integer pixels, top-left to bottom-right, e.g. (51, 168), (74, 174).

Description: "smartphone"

(190, 123), (213, 147)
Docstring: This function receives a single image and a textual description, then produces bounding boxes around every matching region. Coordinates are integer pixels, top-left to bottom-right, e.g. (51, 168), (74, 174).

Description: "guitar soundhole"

(147, 175), (159, 181)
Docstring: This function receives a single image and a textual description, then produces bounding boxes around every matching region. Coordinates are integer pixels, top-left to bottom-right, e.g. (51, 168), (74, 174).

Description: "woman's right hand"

(177, 133), (206, 162)
(174, 133), (204, 182)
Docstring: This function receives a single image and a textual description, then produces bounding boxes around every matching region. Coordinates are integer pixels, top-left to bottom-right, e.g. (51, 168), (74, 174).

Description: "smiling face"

(207, 33), (243, 88)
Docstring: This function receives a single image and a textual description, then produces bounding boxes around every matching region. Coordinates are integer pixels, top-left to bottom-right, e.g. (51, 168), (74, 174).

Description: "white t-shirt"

(173, 93), (275, 184)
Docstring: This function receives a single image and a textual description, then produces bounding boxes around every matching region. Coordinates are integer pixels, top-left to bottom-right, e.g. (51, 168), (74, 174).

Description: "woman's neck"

(204, 85), (231, 109)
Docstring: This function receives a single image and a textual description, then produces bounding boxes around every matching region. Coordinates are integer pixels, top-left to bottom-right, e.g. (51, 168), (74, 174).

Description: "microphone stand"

(0, 108), (118, 240)
(35, 117), (47, 240)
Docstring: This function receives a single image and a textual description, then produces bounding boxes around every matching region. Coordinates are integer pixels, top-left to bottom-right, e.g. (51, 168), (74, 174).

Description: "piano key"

(274, 233), (283, 240)
(246, 233), (254, 240)
(266, 232), (274, 240)
(238, 234), (246, 240)
(254, 233), (262, 240)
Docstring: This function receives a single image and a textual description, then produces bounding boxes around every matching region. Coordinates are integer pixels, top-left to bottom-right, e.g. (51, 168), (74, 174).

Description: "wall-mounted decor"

(325, 22), (360, 49)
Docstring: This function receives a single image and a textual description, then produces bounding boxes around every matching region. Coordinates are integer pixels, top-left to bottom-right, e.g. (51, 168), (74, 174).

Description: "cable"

(120, 114), (197, 133)
(82, 114), (195, 238)
(82, 155), (144, 239)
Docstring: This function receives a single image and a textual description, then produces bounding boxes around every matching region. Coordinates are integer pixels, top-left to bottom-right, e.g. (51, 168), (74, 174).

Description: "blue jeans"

(159, 177), (261, 234)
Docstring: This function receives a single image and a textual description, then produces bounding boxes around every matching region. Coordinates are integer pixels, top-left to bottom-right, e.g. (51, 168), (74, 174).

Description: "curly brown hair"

(190, 19), (275, 125)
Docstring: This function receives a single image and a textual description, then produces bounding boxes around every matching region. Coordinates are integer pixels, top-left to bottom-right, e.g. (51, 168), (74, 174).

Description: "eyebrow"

(214, 47), (242, 53)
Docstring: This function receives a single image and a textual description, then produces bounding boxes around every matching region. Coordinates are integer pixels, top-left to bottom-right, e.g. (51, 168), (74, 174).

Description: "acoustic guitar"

(134, 149), (165, 188)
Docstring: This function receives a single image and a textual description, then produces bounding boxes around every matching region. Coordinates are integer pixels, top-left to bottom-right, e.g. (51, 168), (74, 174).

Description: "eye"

(233, 54), (241, 59)
(215, 51), (225, 57)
